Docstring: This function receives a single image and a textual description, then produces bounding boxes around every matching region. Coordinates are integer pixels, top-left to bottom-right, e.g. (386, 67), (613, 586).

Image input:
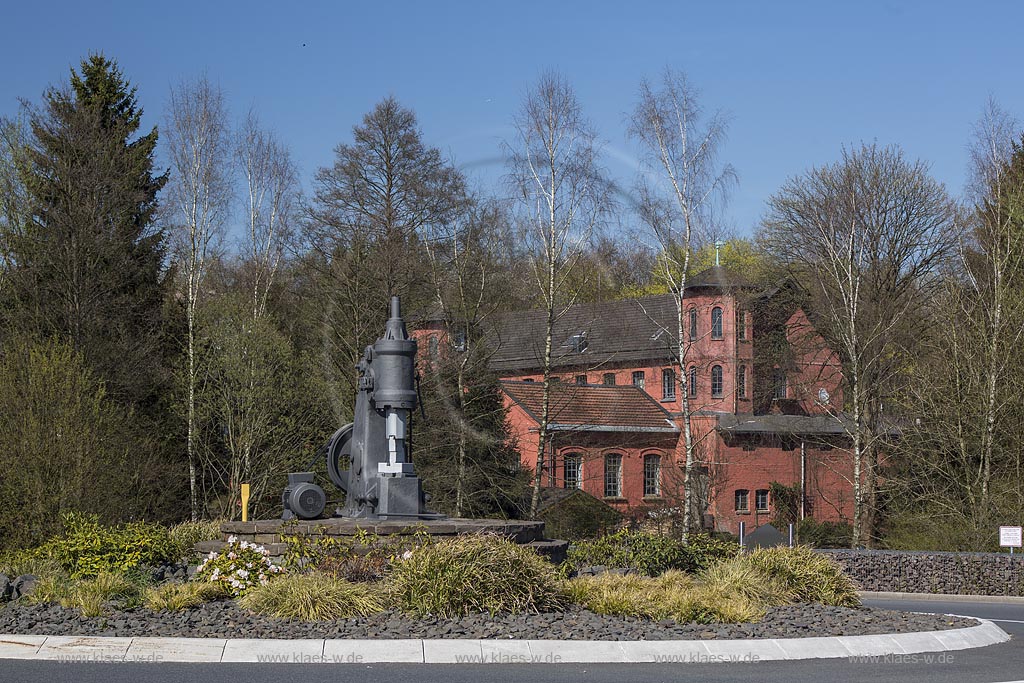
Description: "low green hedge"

(7, 512), (180, 578)
(565, 530), (739, 576)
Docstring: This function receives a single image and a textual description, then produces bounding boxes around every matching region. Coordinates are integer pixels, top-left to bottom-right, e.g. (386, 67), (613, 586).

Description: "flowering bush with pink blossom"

(194, 536), (285, 596)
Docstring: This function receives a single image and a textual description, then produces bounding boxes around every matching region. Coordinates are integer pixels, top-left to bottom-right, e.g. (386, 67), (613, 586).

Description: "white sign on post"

(999, 526), (1023, 552)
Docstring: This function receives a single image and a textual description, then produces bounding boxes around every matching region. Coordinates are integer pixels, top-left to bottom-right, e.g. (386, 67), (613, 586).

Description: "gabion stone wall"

(820, 549), (1024, 596)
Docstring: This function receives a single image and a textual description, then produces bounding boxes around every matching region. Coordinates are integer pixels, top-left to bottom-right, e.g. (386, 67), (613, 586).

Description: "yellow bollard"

(241, 483), (250, 522)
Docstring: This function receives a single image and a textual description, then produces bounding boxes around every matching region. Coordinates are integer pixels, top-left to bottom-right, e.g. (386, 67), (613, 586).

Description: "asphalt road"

(1, 598), (1021, 683)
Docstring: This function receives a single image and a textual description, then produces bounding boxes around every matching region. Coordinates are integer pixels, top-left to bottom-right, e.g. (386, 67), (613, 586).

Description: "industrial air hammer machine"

(281, 296), (438, 520)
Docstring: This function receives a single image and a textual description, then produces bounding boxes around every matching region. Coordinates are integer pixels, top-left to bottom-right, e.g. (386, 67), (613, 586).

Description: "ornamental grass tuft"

(28, 571), (145, 617)
(740, 545), (860, 607)
(238, 572), (387, 621)
(389, 534), (566, 617)
(565, 560), (798, 624)
(143, 581), (230, 611)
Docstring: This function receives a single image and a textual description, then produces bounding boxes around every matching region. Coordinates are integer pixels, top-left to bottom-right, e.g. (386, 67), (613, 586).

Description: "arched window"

(711, 365), (723, 397)
(737, 365), (747, 398)
(738, 310), (748, 341)
(643, 454), (661, 497)
(604, 453), (622, 498)
(688, 308), (698, 340)
(428, 335), (439, 358)
(661, 368), (675, 399)
(687, 366), (697, 398)
(564, 453), (582, 490)
(711, 307), (723, 339)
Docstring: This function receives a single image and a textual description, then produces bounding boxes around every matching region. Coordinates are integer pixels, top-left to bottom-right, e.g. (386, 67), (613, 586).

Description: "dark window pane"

(661, 368), (675, 399)
(604, 454), (622, 497)
(643, 454), (661, 496)
(564, 454), (582, 490)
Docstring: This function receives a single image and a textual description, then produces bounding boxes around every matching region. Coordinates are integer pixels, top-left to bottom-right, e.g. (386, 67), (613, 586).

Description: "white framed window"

(564, 454), (582, 490)
(735, 489), (749, 511)
(711, 364), (723, 397)
(661, 368), (675, 399)
(604, 454), (622, 498)
(643, 454), (661, 497)
(632, 370), (645, 389)
(755, 489), (770, 512)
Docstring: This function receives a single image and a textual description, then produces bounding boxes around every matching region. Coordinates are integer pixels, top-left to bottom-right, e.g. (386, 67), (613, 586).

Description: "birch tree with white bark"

(761, 143), (958, 547)
(165, 76), (231, 521)
(235, 111), (298, 322)
(507, 72), (609, 518)
(895, 102), (1024, 547)
(628, 69), (735, 541)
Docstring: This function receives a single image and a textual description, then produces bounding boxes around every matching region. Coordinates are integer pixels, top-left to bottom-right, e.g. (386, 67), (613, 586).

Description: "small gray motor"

(282, 472), (326, 520)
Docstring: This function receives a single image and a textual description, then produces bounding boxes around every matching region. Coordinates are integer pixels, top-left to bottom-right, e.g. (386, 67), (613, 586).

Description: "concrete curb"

(0, 620), (1009, 664)
(859, 591), (1024, 604)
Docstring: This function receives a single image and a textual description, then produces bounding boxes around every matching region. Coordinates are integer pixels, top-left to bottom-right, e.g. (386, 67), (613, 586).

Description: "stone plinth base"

(195, 517), (566, 563)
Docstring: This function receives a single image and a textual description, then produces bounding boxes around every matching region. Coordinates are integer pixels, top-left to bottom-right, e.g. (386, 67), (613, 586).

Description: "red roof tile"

(501, 381), (678, 433)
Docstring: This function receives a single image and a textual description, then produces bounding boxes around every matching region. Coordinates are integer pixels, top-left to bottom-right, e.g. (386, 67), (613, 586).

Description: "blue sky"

(1, 0), (1021, 237)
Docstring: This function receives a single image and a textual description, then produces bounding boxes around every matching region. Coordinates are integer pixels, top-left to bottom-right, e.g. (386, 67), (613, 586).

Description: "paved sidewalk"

(859, 591), (1024, 604)
(0, 620), (1009, 664)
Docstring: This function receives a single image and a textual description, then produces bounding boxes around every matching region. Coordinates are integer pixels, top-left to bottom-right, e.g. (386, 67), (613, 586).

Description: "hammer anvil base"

(377, 476), (426, 517)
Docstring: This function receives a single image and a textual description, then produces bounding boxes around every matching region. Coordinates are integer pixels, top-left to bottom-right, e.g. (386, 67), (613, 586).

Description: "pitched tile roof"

(685, 265), (752, 291)
(486, 267), (750, 373)
(488, 294), (681, 372)
(501, 380), (679, 433)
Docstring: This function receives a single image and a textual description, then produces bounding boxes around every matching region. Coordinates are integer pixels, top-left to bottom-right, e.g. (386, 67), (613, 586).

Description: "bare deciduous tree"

(761, 143), (958, 546)
(165, 76), (232, 521)
(896, 101), (1024, 546)
(506, 72), (609, 517)
(235, 110), (298, 321)
(629, 69), (735, 540)
(306, 97), (467, 421)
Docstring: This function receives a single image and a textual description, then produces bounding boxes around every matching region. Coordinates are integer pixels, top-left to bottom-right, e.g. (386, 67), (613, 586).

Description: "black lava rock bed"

(0, 601), (977, 640)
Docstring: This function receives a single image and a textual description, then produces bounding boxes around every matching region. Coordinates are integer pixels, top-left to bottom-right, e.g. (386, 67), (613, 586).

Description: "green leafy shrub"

(28, 571), (146, 617)
(389, 534), (565, 617)
(26, 512), (178, 578)
(686, 534), (741, 570)
(537, 492), (623, 541)
(741, 545), (860, 607)
(143, 581), (230, 611)
(797, 519), (853, 549)
(566, 530), (738, 576)
(0, 550), (62, 579)
(239, 572), (387, 620)
(168, 520), (223, 562)
(195, 537), (286, 596)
